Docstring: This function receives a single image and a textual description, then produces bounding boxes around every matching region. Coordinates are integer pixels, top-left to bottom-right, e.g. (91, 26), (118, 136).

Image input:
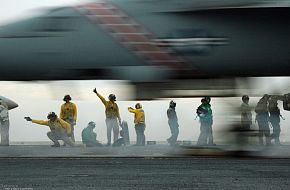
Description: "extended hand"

(24, 117), (32, 121)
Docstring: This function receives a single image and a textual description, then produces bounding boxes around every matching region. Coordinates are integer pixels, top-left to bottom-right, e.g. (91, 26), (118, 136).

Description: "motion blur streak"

(0, 1), (289, 95)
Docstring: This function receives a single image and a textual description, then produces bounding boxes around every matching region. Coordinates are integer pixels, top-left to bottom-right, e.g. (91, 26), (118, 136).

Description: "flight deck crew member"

(25, 112), (74, 147)
(240, 95), (252, 145)
(82, 121), (102, 147)
(60, 95), (77, 142)
(128, 103), (146, 146)
(93, 88), (121, 146)
(255, 94), (270, 146)
(196, 97), (214, 146)
(241, 95), (252, 130)
(0, 100), (9, 146)
(268, 97), (281, 145)
(167, 100), (179, 146)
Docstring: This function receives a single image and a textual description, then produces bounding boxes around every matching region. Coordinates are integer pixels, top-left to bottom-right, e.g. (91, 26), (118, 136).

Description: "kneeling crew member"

(25, 112), (74, 147)
(82, 121), (102, 147)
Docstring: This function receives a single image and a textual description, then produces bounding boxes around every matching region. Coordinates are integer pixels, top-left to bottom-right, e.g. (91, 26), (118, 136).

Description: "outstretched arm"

(128, 107), (137, 113)
(31, 120), (49, 126)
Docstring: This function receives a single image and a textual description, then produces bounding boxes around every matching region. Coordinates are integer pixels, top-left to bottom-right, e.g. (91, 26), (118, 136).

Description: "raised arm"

(93, 88), (107, 106)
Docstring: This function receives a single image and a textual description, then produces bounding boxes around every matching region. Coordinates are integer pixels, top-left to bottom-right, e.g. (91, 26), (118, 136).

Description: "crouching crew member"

(25, 112), (74, 147)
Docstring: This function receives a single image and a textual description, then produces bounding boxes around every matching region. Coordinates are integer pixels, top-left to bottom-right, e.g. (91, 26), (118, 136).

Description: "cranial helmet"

(204, 96), (211, 103)
(108, 94), (116, 101)
(169, 100), (176, 108)
(242, 95), (249, 101)
(47, 112), (57, 119)
(63, 95), (72, 101)
(88, 121), (96, 128)
(135, 103), (142, 109)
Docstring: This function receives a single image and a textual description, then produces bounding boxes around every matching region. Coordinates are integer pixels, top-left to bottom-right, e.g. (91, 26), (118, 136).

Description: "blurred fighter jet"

(0, 0), (289, 99)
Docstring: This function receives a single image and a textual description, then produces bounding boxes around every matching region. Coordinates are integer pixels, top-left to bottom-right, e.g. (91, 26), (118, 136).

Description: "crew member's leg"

(208, 122), (214, 145)
(271, 121), (281, 145)
(47, 131), (60, 147)
(112, 119), (119, 143)
(0, 120), (9, 146)
(70, 123), (75, 142)
(135, 124), (141, 145)
(264, 122), (271, 146)
(197, 123), (207, 145)
(140, 124), (145, 146)
(169, 122), (179, 145)
(106, 119), (113, 145)
(60, 133), (74, 147)
(257, 120), (264, 145)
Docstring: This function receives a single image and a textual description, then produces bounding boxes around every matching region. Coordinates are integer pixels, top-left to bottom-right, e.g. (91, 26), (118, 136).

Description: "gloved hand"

(93, 88), (97, 94)
(24, 117), (32, 121)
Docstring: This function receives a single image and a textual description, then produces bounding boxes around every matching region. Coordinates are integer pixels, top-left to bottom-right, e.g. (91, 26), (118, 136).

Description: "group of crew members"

(23, 89), (148, 147)
(0, 89), (287, 147)
(242, 94), (284, 146)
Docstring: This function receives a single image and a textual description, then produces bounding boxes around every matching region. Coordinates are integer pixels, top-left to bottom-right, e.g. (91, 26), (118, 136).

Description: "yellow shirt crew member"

(128, 103), (146, 146)
(60, 95), (77, 142)
(25, 112), (74, 147)
(128, 107), (145, 125)
(95, 92), (121, 122)
(93, 88), (121, 146)
(60, 96), (77, 124)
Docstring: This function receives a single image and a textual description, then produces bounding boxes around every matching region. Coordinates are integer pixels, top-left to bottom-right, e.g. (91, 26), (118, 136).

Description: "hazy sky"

(1, 1), (290, 144)
(1, 79), (290, 144)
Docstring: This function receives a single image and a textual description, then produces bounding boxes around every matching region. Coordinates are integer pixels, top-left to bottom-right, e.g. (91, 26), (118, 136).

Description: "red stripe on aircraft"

(77, 1), (187, 70)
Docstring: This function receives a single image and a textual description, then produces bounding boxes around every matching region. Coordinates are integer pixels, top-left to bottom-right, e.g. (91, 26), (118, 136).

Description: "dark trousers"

(197, 122), (213, 145)
(168, 121), (179, 145)
(270, 120), (281, 145)
(135, 123), (145, 146)
(257, 120), (270, 145)
(0, 120), (9, 145)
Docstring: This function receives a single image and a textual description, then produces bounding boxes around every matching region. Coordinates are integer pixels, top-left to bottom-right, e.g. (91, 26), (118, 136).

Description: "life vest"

(62, 103), (74, 120)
